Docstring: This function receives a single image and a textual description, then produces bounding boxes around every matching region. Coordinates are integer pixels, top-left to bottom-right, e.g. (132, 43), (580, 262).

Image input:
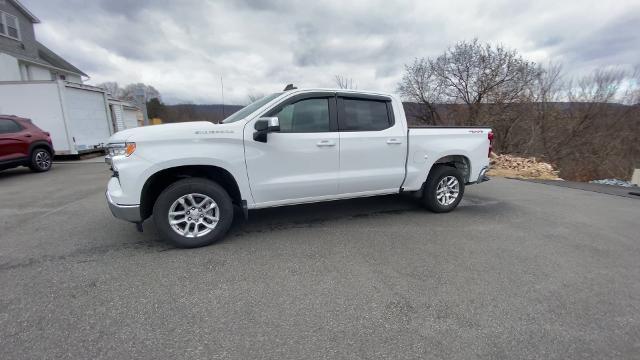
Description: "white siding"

(28, 64), (52, 80)
(0, 52), (20, 81)
(65, 74), (82, 84)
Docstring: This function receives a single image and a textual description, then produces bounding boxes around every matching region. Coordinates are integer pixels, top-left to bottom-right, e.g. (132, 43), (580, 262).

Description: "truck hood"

(107, 121), (238, 143)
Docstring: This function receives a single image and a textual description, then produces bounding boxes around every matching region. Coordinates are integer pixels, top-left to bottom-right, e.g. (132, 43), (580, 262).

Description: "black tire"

(153, 178), (234, 248)
(423, 165), (465, 213)
(29, 148), (52, 172)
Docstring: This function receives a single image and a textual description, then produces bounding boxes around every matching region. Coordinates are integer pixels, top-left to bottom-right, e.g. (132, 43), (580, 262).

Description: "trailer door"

(64, 86), (112, 151)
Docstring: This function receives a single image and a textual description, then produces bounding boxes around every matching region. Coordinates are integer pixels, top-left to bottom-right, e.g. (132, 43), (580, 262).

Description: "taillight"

(488, 131), (494, 157)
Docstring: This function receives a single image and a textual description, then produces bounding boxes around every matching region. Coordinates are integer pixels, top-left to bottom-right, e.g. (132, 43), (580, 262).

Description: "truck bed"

(401, 127), (492, 191)
(408, 124), (491, 129)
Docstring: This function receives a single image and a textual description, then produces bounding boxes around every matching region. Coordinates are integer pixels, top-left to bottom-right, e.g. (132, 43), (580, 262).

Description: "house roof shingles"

(36, 42), (88, 77)
(8, 0), (40, 23)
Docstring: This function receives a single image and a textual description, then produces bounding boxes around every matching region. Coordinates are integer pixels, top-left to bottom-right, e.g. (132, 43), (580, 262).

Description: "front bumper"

(106, 191), (141, 223)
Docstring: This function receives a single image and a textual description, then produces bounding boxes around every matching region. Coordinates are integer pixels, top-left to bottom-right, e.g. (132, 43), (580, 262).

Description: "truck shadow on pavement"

(136, 194), (425, 249)
(142, 193), (503, 248)
(228, 194), (422, 238)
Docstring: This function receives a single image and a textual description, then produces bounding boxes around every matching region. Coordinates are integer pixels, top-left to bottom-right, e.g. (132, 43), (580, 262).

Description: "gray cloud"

(21, 0), (640, 104)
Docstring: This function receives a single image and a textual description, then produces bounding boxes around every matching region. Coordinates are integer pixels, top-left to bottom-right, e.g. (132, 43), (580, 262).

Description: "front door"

(244, 94), (340, 206)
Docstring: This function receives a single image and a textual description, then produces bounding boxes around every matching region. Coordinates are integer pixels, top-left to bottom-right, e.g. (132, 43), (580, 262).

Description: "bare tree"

(536, 67), (640, 180)
(528, 62), (565, 156)
(334, 75), (357, 89)
(430, 39), (540, 127)
(397, 58), (443, 124)
(121, 83), (161, 102)
(397, 40), (639, 180)
(97, 82), (161, 102)
(97, 82), (123, 98)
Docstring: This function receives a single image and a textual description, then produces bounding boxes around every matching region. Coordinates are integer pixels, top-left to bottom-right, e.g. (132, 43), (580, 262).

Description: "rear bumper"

(106, 191), (141, 223)
(467, 166), (490, 185)
(476, 166), (490, 183)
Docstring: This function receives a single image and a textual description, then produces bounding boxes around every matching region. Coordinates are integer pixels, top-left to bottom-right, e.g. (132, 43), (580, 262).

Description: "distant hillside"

(160, 104), (244, 124)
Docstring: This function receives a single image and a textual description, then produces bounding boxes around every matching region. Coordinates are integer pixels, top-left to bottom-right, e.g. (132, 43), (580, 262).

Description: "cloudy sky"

(23, 0), (640, 104)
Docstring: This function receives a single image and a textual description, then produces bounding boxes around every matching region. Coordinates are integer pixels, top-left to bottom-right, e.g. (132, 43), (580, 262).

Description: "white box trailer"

(0, 80), (139, 155)
(108, 98), (142, 132)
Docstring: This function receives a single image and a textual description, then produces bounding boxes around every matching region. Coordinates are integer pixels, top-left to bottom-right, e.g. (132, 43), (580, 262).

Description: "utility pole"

(134, 86), (149, 126)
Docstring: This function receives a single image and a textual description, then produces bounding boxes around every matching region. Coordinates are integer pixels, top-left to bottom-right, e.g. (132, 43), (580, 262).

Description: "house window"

(0, 11), (20, 40)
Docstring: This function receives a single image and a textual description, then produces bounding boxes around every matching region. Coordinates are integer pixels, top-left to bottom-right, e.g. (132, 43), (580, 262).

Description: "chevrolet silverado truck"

(105, 89), (492, 248)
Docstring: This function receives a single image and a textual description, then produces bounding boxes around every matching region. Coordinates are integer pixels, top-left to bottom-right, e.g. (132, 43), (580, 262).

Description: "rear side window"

(0, 119), (22, 134)
(273, 98), (330, 133)
(339, 98), (392, 131)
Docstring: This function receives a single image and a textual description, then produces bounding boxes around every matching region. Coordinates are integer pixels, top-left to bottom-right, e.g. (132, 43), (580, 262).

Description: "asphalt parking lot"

(1, 162), (639, 359)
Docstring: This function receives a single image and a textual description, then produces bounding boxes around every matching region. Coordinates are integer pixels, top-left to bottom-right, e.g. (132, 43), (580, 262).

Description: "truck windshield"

(222, 92), (283, 123)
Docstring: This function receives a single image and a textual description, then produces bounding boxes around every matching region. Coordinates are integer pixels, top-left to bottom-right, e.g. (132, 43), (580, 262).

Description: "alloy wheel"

(168, 193), (219, 238)
(35, 151), (51, 170)
(436, 176), (460, 206)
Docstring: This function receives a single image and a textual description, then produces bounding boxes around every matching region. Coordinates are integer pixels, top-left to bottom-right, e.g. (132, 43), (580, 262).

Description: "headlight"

(107, 142), (136, 157)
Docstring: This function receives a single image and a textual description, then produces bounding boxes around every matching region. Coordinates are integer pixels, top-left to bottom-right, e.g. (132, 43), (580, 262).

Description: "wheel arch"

(28, 141), (54, 156)
(429, 154), (471, 184)
(139, 165), (242, 221)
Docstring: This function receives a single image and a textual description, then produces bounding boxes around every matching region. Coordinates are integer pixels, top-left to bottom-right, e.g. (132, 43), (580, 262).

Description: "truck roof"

(286, 88), (397, 99)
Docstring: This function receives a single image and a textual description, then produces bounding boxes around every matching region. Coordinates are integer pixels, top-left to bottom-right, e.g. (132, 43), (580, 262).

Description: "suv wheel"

(29, 148), (52, 172)
(423, 165), (465, 213)
(153, 178), (234, 248)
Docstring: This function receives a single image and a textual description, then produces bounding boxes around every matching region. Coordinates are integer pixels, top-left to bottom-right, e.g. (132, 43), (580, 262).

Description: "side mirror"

(253, 117), (280, 142)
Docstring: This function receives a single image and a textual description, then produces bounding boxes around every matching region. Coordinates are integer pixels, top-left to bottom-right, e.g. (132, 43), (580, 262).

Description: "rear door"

(337, 95), (406, 194)
(0, 119), (29, 162)
(244, 93), (340, 205)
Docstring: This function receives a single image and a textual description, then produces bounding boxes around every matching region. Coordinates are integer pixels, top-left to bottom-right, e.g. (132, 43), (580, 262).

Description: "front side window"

(0, 11), (20, 40)
(0, 119), (22, 134)
(222, 92), (282, 124)
(340, 98), (391, 131)
(273, 98), (330, 133)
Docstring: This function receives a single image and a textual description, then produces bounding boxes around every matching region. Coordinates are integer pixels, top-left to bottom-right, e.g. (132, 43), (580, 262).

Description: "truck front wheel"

(422, 165), (465, 213)
(153, 178), (234, 248)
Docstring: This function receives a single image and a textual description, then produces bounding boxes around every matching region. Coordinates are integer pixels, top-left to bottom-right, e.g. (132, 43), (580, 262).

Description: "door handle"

(316, 140), (336, 147)
(386, 138), (402, 144)
(24, 133), (32, 138)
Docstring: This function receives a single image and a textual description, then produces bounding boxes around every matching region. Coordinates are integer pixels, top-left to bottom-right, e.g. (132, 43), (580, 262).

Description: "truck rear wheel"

(423, 165), (465, 213)
(153, 178), (234, 248)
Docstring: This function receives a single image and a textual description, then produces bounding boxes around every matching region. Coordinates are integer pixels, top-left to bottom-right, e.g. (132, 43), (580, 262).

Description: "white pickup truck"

(105, 89), (492, 247)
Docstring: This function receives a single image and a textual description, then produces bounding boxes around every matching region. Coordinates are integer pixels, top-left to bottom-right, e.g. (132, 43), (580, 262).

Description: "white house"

(0, 0), (141, 155)
(0, 0), (86, 83)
